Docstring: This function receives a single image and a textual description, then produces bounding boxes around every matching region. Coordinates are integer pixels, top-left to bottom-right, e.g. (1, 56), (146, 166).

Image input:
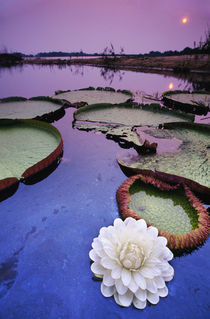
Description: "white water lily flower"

(89, 217), (174, 309)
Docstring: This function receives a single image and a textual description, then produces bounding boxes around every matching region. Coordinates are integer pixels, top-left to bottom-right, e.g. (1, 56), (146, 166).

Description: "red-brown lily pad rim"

(0, 119), (63, 201)
(117, 121), (210, 204)
(116, 174), (209, 250)
(117, 159), (210, 204)
(162, 90), (210, 115)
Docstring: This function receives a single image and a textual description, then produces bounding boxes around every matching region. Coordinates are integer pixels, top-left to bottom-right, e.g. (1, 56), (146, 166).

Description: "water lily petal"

(103, 244), (118, 260)
(147, 291), (160, 304)
(89, 249), (100, 262)
(115, 279), (128, 295)
(146, 278), (158, 293)
(163, 247), (174, 261)
(114, 218), (125, 229)
(163, 274), (174, 282)
(101, 283), (115, 297)
(159, 261), (170, 272)
(128, 276), (139, 293)
(147, 226), (158, 238)
(144, 263), (161, 277)
(162, 264), (174, 278)
(157, 236), (167, 247)
(100, 236), (112, 248)
(121, 268), (131, 287)
(92, 238), (104, 257)
(101, 257), (117, 270)
(114, 293), (123, 306)
(136, 219), (147, 231)
(91, 262), (105, 275)
(133, 296), (147, 309)
(99, 227), (108, 237)
(133, 271), (146, 290)
(153, 276), (165, 289)
(89, 218), (174, 310)
(135, 288), (147, 302)
(103, 272), (115, 286)
(111, 265), (122, 279)
(124, 217), (136, 226)
(118, 290), (133, 307)
(158, 286), (168, 297)
(140, 267), (156, 279)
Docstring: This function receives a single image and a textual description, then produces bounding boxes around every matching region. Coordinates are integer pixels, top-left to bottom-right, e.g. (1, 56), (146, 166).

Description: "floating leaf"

(74, 122), (141, 149)
(116, 174), (209, 250)
(162, 90), (210, 115)
(0, 119), (63, 201)
(117, 122), (210, 201)
(0, 96), (64, 122)
(74, 103), (194, 126)
(54, 87), (133, 106)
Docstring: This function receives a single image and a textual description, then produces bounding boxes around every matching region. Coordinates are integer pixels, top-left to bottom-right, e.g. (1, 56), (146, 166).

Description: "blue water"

(0, 65), (209, 319)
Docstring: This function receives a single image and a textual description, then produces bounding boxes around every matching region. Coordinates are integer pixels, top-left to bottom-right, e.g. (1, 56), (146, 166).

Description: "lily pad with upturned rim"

(162, 90), (210, 115)
(74, 102), (194, 126)
(117, 122), (210, 202)
(53, 87), (133, 107)
(0, 119), (63, 201)
(116, 174), (209, 250)
(0, 96), (65, 122)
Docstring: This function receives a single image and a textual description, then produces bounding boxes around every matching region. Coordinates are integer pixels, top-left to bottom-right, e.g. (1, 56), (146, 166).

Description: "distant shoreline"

(1, 54), (209, 87)
(23, 54), (210, 74)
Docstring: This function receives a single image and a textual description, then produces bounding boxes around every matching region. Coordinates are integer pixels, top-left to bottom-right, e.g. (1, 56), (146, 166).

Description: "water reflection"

(100, 67), (125, 84)
(0, 63), (209, 99)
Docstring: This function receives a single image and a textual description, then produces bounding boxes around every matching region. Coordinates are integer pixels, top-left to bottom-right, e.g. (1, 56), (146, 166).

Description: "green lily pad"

(162, 90), (210, 115)
(117, 122), (210, 201)
(74, 103), (194, 126)
(116, 174), (209, 250)
(0, 96), (64, 122)
(0, 119), (63, 200)
(54, 87), (133, 106)
(129, 180), (198, 234)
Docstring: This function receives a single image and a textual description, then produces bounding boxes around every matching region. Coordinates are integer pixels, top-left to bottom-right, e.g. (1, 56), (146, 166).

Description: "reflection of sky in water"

(0, 64), (192, 98)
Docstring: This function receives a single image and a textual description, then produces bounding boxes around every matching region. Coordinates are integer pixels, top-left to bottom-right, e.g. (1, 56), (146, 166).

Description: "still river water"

(0, 64), (209, 319)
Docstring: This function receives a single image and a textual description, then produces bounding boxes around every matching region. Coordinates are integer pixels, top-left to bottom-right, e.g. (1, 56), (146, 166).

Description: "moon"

(182, 17), (188, 24)
(169, 83), (174, 89)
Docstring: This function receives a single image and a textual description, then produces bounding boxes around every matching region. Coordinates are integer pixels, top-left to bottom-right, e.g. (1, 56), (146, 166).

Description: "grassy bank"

(24, 54), (210, 73)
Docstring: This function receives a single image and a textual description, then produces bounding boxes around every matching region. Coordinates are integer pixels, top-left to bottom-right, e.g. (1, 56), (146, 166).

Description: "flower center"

(119, 241), (144, 270)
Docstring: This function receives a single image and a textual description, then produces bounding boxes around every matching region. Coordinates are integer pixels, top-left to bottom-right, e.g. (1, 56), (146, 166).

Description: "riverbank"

(24, 54), (210, 73)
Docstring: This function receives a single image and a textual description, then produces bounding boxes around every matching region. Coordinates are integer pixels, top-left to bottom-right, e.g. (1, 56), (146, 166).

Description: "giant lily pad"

(116, 174), (209, 250)
(74, 102), (194, 126)
(54, 87), (133, 106)
(162, 90), (210, 115)
(0, 119), (63, 201)
(117, 122), (210, 201)
(0, 96), (65, 122)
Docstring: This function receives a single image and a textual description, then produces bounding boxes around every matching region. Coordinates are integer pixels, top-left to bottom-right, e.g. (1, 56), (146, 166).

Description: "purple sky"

(0, 0), (209, 55)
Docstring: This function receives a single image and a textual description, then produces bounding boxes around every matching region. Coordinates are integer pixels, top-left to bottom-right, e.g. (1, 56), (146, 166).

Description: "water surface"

(0, 65), (209, 319)
(0, 64), (193, 98)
